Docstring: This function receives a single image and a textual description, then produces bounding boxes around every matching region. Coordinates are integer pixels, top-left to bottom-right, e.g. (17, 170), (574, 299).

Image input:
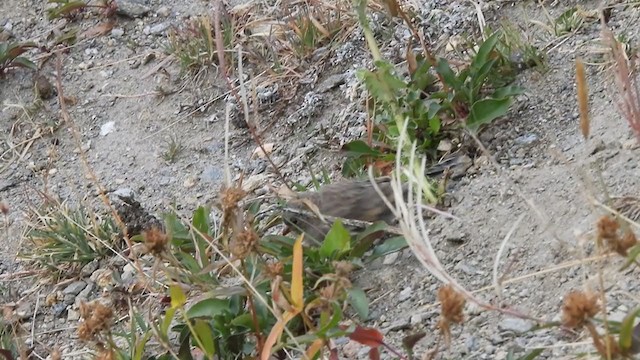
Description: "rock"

(15, 301), (32, 320)
(251, 143), (275, 159)
(202, 166), (223, 183)
(113, 188), (134, 199)
(148, 23), (169, 35)
(111, 28), (124, 37)
(63, 294), (76, 305)
(156, 6), (171, 17)
(63, 280), (87, 296)
(410, 313), (423, 325)
(52, 303), (67, 318)
(81, 259), (100, 277)
(382, 252), (399, 265)
(398, 286), (413, 302)
(315, 73), (346, 93)
(514, 134), (538, 146)
(67, 308), (80, 321)
(498, 317), (534, 335)
(100, 121), (116, 136)
(116, 0), (150, 18)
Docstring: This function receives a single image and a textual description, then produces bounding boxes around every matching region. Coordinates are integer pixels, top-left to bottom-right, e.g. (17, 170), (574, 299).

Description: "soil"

(1, 0), (639, 359)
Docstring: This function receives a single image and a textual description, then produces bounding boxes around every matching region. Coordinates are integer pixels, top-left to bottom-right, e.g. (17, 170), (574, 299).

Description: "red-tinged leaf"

(0, 349), (15, 360)
(406, 41), (417, 75)
(7, 43), (36, 59)
(348, 326), (384, 348)
(329, 348), (339, 360)
(369, 347), (380, 360)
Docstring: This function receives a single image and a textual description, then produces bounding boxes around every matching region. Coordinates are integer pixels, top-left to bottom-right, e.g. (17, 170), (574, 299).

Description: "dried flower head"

(77, 300), (114, 342)
(561, 291), (599, 329)
(438, 285), (465, 325)
(143, 227), (169, 255)
(437, 285), (466, 346)
(265, 261), (283, 278)
(597, 215), (619, 241)
(219, 185), (246, 231)
(50, 347), (61, 360)
(333, 261), (354, 278)
(95, 348), (115, 360)
(596, 215), (638, 256)
(230, 228), (258, 258)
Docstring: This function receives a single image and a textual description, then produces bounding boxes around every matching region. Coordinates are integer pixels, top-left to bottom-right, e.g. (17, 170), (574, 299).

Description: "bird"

(281, 152), (472, 244)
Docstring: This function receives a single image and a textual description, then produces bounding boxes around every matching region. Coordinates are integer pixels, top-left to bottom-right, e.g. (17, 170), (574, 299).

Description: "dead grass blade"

(575, 57), (590, 139)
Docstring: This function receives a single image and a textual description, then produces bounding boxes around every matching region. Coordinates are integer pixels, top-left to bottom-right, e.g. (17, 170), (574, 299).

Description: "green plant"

(46, 0), (117, 20)
(21, 205), (121, 270)
(0, 41), (37, 75)
(162, 135), (185, 163)
(343, 30), (524, 179)
(166, 15), (232, 74)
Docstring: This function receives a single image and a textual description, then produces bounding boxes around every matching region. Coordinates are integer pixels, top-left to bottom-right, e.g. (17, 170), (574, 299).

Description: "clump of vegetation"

(0, 41), (37, 76)
(46, 0), (118, 20)
(161, 135), (185, 163)
(21, 204), (121, 271)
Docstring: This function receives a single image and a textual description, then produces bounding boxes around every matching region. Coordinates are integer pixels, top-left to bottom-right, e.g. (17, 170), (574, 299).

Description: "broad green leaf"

(367, 236), (408, 262)
(193, 319), (216, 358)
(471, 32), (500, 72)
(186, 298), (231, 319)
(341, 140), (380, 156)
(350, 221), (388, 258)
(348, 287), (369, 319)
(317, 302), (343, 336)
(467, 97), (512, 132)
(492, 85), (525, 99)
(230, 313), (254, 330)
(192, 206), (210, 234)
(435, 58), (459, 89)
(319, 220), (351, 258)
(429, 116), (441, 134)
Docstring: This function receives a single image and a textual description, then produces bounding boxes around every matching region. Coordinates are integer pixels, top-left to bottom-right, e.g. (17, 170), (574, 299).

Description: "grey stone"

(116, 0), (150, 18)
(81, 259), (100, 277)
(63, 280), (87, 296)
(498, 317), (534, 334)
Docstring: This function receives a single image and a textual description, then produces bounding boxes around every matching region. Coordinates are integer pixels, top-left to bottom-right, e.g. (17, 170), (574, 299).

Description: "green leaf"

(435, 58), (459, 89)
(230, 313), (254, 330)
(192, 206), (210, 234)
(160, 308), (177, 338)
(319, 220), (351, 258)
(429, 116), (441, 134)
(621, 244), (640, 270)
(466, 97), (512, 132)
(471, 32), (500, 73)
(350, 221), (389, 258)
(187, 298), (231, 319)
(341, 140), (380, 157)
(47, 1), (87, 19)
(367, 236), (408, 262)
(170, 285), (187, 309)
(492, 85), (525, 99)
(619, 307), (640, 351)
(348, 287), (369, 319)
(507, 348), (543, 360)
(193, 319), (216, 358)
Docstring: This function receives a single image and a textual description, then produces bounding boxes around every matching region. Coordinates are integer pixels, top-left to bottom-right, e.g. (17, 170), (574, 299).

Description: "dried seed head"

(230, 228), (258, 259)
(143, 227), (169, 255)
(95, 348), (115, 360)
(561, 291), (599, 329)
(265, 261), (283, 278)
(597, 215), (619, 241)
(77, 300), (114, 342)
(438, 285), (465, 325)
(50, 347), (61, 360)
(596, 215), (638, 256)
(333, 261), (354, 278)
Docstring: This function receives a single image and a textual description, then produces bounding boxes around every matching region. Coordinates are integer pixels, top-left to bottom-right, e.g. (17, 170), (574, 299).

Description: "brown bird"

(282, 177), (406, 244)
(281, 153), (473, 244)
